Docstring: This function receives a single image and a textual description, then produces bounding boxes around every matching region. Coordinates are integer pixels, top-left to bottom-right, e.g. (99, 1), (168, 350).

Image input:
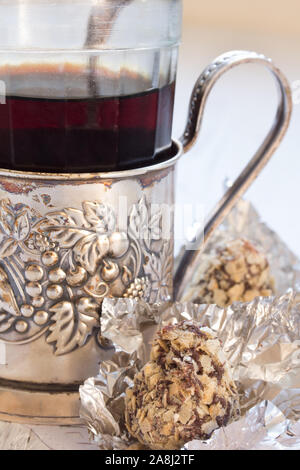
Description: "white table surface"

(173, 26), (300, 258)
(0, 421), (99, 450)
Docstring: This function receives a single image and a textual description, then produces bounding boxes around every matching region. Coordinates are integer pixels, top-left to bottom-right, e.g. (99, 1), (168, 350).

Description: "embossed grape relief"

(0, 196), (173, 355)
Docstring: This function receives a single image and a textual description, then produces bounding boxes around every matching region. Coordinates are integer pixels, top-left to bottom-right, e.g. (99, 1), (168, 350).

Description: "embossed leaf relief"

(144, 240), (173, 303)
(0, 199), (30, 258)
(46, 298), (99, 356)
(37, 204), (114, 275)
(0, 196), (173, 355)
(0, 267), (20, 333)
(73, 234), (110, 275)
(129, 195), (162, 250)
(82, 201), (116, 233)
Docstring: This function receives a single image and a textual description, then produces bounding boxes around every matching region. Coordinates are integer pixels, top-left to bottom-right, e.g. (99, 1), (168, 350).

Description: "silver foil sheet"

(80, 293), (300, 450)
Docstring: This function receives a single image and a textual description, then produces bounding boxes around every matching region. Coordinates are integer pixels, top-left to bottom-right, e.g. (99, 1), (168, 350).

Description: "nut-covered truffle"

(125, 321), (239, 450)
(184, 238), (274, 307)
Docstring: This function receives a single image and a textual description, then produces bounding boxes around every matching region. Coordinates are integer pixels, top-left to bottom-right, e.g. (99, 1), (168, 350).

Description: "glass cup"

(0, 0), (182, 171)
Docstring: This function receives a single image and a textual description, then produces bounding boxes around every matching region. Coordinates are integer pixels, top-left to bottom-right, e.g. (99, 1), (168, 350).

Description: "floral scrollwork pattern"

(0, 196), (172, 355)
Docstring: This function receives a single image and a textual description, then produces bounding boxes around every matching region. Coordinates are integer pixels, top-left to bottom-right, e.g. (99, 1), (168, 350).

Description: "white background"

(173, 2), (300, 257)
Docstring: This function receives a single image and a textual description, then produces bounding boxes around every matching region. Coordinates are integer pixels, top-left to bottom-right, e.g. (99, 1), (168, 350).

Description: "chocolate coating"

(125, 321), (239, 450)
(185, 238), (274, 307)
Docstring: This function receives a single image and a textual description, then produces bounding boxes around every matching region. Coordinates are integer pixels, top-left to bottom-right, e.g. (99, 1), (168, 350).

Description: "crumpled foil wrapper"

(177, 199), (300, 299)
(185, 400), (300, 450)
(80, 292), (300, 450)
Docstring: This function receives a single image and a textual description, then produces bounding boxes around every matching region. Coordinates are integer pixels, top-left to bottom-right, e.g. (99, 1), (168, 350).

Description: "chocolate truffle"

(125, 321), (239, 450)
(184, 238), (274, 307)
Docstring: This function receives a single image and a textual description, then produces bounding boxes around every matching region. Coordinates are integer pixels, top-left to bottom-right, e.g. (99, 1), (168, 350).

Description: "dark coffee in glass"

(0, 64), (176, 172)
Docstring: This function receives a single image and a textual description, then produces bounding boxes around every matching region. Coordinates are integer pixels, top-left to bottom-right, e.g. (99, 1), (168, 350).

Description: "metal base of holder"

(0, 142), (182, 426)
(0, 384), (81, 425)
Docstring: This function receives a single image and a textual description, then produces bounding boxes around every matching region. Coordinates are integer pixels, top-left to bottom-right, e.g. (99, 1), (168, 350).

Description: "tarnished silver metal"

(0, 50), (292, 425)
(0, 144), (181, 423)
(174, 50), (293, 300)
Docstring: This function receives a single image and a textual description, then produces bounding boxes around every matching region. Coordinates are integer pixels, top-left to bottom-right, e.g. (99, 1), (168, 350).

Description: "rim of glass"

(0, 140), (183, 180)
(0, 43), (180, 54)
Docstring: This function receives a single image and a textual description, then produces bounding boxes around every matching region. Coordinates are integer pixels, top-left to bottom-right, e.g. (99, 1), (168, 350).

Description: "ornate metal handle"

(174, 50), (293, 301)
